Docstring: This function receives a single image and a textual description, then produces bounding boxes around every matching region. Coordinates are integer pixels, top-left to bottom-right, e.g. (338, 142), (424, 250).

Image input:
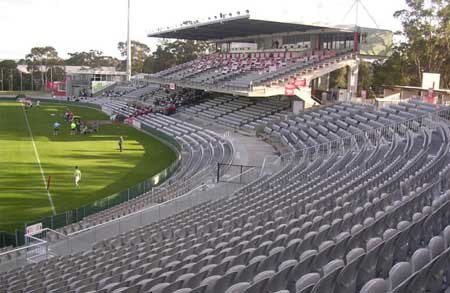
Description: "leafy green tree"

(329, 67), (348, 89)
(117, 40), (151, 74)
(65, 50), (121, 68)
(394, 0), (450, 87)
(358, 61), (375, 98)
(0, 60), (17, 91)
(25, 46), (64, 90)
(143, 40), (211, 73)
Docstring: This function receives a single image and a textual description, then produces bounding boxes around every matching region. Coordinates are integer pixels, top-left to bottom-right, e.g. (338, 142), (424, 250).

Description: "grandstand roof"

(147, 15), (337, 41)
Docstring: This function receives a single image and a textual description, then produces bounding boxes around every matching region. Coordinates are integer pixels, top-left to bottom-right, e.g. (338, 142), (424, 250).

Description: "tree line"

(0, 40), (209, 91)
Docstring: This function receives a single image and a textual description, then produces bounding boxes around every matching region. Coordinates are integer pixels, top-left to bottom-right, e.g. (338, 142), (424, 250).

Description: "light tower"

(342, 0), (379, 99)
(126, 0), (132, 81)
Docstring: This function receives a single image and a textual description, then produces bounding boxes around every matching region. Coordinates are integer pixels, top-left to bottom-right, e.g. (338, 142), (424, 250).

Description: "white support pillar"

(126, 0), (132, 82)
(347, 59), (359, 100)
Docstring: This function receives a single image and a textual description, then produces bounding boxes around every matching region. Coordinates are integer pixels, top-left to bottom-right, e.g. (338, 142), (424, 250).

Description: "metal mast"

(343, 0), (379, 29)
(126, 0), (132, 81)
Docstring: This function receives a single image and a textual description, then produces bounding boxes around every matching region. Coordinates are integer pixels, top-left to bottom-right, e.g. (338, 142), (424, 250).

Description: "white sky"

(0, 0), (407, 60)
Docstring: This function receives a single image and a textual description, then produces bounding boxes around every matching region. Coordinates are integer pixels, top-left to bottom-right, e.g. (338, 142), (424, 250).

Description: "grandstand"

(4, 9), (450, 293)
(145, 13), (392, 108)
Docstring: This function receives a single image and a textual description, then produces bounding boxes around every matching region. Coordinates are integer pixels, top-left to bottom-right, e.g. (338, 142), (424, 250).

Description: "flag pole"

(126, 0), (132, 81)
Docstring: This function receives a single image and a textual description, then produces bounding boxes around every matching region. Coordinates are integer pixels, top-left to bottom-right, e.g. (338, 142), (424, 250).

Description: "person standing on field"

(70, 121), (76, 135)
(118, 136), (124, 152)
(53, 121), (60, 136)
(74, 166), (81, 189)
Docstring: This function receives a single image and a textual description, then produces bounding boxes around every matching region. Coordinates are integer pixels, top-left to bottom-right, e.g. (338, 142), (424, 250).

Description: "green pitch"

(0, 101), (176, 232)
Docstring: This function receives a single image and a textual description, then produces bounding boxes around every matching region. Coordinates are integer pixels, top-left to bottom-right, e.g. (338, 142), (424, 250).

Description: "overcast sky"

(0, 0), (407, 60)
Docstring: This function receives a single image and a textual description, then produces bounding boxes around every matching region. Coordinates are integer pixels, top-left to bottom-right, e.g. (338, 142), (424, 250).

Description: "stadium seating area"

(184, 96), (290, 129)
(153, 49), (351, 89)
(2, 99), (450, 293)
(263, 100), (445, 152)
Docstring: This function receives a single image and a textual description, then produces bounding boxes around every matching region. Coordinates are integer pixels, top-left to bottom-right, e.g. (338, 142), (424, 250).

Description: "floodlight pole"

(126, 0), (132, 82)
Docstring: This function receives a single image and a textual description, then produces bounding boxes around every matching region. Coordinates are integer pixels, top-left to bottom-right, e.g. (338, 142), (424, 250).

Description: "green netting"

(50, 213), (66, 229)
(0, 231), (16, 247)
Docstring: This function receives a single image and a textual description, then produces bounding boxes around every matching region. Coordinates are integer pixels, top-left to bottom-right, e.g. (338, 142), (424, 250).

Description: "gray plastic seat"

(360, 278), (387, 293)
(295, 273), (320, 293)
(411, 248), (431, 272)
(224, 282), (251, 293)
(428, 236), (445, 258)
(173, 289), (193, 293)
(388, 262), (412, 290)
(268, 265), (294, 292)
(357, 238), (383, 289)
(311, 259), (344, 293)
(199, 275), (221, 293)
(335, 248), (366, 293)
(149, 283), (170, 293)
(210, 272), (237, 293)
(111, 286), (140, 293)
(287, 250), (317, 290)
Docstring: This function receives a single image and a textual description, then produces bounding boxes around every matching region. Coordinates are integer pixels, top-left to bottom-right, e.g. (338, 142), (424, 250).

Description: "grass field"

(0, 101), (176, 232)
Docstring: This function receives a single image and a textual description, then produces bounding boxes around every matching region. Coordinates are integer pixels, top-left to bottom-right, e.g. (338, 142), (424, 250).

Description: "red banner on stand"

(294, 78), (307, 87)
(285, 83), (296, 96)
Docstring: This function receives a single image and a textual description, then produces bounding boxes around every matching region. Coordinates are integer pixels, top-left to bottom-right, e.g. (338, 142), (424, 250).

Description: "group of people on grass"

(23, 99), (40, 110)
(53, 111), (96, 136)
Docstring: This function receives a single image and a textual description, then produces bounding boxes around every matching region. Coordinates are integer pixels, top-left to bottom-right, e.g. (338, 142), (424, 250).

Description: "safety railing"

(262, 107), (450, 179)
(45, 167), (259, 257)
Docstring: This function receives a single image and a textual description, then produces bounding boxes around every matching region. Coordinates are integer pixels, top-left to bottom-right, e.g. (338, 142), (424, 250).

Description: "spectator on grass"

(74, 166), (81, 189)
(70, 121), (76, 135)
(53, 121), (60, 136)
(118, 136), (124, 152)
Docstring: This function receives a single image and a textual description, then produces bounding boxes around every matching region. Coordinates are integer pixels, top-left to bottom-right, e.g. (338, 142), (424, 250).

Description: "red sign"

(294, 78), (307, 87)
(285, 83), (296, 96)
(426, 88), (436, 104)
(46, 79), (66, 96)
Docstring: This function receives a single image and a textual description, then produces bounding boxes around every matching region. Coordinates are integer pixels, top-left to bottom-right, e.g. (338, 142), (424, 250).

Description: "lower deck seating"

(184, 97), (289, 129)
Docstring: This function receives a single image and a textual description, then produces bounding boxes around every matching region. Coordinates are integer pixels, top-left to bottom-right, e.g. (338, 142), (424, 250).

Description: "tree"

(0, 60), (17, 91)
(25, 46), (64, 90)
(329, 67), (348, 89)
(394, 0), (450, 87)
(117, 40), (150, 74)
(143, 40), (211, 74)
(372, 47), (412, 92)
(143, 44), (176, 74)
(65, 50), (121, 68)
(358, 61), (375, 98)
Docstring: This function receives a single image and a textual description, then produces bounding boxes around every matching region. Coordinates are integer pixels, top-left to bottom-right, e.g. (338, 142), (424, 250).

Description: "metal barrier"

(260, 107), (450, 181)
(25, 232), (49, 264)
(47, 168), (258, 257)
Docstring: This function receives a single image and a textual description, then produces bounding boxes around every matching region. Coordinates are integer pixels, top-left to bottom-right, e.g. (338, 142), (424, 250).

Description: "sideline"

(22, 106), (57, 215)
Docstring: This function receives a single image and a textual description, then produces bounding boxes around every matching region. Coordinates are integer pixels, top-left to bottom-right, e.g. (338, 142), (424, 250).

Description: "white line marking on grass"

(22, 107), (57, 215)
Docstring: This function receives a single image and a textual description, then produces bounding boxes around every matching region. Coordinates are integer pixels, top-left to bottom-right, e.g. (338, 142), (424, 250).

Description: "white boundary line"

(22, 106), (57, 215)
